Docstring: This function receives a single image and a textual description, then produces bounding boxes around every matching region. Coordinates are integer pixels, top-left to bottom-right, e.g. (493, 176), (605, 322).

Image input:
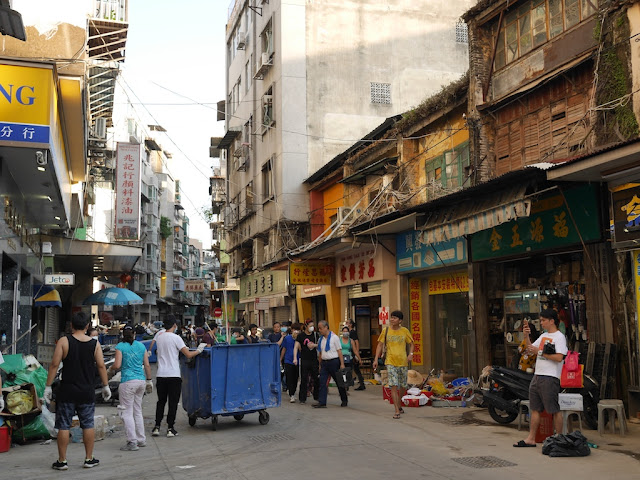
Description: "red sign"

(378, 306), (389, 325)
(213, 307), (223, 318)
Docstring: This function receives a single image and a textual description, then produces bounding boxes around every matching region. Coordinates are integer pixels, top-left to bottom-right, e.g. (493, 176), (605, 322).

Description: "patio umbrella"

(82, 287), (143, 306)
(33, 285), (62, 307)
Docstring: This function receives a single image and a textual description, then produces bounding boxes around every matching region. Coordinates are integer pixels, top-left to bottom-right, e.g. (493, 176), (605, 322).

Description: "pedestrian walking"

(373, 311), (414, 419)
(313, 320), (348, 408)
(281, 322), (301, 403)
(348, 320), (366, 390)
(108, 326), (152, 451)
(340, 326), (359, 390)
(152, 315), (204, 438)
(44, 312), (111, 470)
(513, 309), (568, 448)
(294, 319), (319, 404)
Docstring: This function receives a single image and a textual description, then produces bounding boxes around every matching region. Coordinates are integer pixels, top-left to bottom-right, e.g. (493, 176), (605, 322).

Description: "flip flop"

(393, 413), (401, 419)
(398, 408), (405, 414)
(513, 440), (536, 447)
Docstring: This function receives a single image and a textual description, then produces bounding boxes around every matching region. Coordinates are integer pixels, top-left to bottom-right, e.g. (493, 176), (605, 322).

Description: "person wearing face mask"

(340, 326), (358, 390)
(293, 319), (319, 404)
(87, 327), (99, 340)
(281, 322), (301, 403)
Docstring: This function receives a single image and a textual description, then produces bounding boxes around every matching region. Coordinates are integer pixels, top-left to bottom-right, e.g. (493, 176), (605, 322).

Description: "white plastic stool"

(561, 410), (583, 434)
(598, 399), (627, 436)
(517, 400), (530, 431)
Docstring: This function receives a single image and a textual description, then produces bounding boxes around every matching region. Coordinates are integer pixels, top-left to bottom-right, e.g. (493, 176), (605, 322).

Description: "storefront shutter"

(347, 281), (382, 299)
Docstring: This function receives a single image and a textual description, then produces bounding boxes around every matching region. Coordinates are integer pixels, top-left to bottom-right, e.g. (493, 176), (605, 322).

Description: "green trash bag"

(0, 354), (27, 375)
(1, 354), (48, 398)
(11, 415), (51, 443)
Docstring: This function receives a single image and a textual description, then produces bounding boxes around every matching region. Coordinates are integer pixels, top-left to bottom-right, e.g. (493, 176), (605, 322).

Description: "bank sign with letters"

(0, 64), (54, 144)
(45, 273), (75, 286)
(396, 230), (467, 273)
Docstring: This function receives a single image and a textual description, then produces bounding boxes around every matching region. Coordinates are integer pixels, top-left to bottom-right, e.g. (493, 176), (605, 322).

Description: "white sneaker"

(289, 395), (296, 403)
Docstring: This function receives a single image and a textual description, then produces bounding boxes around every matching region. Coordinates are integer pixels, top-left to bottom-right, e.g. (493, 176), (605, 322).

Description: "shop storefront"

(470, 183), (606, 367)
(397, 231), (469, 374)
(336, 245), (398, 357)
(292, 261), (340, 331)
(239, 269), (291, 327)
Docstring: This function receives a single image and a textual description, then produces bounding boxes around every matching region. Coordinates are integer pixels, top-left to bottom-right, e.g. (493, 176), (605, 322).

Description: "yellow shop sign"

(0, 64), (54, 126)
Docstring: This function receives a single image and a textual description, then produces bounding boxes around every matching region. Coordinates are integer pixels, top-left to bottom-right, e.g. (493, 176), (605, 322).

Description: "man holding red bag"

(514, 309), (568, 448)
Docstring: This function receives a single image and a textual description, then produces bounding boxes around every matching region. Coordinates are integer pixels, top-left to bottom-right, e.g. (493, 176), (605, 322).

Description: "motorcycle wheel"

(488, 405), (518, 424)
(582, 395), (602, 430)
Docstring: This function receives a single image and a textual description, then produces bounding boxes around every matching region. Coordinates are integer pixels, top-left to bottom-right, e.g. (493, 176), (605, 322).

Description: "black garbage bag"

(542, 431), (591, 457)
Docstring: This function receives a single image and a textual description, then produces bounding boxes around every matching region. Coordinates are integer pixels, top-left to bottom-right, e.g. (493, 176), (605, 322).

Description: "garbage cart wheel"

(211, 415), (218, 431)
(258, 410), (269, 425)
(234, 414), (244, 421)
(188, 416), (197, 427)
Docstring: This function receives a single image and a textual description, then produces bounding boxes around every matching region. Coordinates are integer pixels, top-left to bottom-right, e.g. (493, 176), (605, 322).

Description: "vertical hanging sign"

(115, 142), (141, 240)
(633, 250), (640, 375)
(409, 278), (424, 366)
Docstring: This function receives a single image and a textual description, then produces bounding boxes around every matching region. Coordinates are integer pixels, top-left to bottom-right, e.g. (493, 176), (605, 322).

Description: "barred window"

(456, 22), (468, 43)
(370, 82), (391, 104)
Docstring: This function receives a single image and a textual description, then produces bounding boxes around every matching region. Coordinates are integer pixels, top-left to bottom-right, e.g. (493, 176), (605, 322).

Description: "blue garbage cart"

(180, 342), (281, 429)
(141, 339), (157, 363)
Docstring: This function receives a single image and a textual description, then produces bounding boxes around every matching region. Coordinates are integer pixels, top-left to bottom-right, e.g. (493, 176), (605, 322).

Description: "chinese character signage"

(289, 262), (333, 285)
(378, 306), (389, 325)
(471, 184), (600, 261)
(115, 143), (141, 241)
(612, 185), (640, 247)
(633, 250), (640, 355)
(0, 64), (53, 126)
(0, 122), (50, 143)
(239, 270), (287, 301)
(335, 246), (384, 287)
(408, 279), (424, 366)
(396, 230), (467, 273)
(428, 272), (469, 295)
(184, 279), (205, 292)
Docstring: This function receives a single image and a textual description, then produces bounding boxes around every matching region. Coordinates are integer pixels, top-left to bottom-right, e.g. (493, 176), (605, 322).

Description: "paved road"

(5, 384), (640, 479)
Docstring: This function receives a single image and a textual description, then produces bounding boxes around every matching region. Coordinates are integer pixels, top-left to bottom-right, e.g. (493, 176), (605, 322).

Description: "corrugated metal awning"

(417, 184), (531, 243)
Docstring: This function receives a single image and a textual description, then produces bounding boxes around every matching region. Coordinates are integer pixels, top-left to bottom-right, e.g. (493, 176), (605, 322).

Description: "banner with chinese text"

(408, 279), (424, 366)
(471, 184), (600, 261)
(115, 143), (141, 241)
(428, 272), (469, 295)
(336, 246), (384, 287)
(289, 262), (333, 285)
(184, 279), (205, 292)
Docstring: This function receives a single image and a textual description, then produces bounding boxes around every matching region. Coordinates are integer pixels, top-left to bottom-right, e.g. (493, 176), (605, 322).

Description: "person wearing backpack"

(373, 311), (414, 419)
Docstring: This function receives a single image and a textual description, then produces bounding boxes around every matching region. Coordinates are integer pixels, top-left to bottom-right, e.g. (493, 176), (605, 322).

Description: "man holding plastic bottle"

(44, 312), (111, 470)
(513, 309), (568, 448)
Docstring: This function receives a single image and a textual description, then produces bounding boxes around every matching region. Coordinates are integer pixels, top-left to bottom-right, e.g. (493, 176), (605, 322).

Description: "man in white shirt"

(514, 309), (568, 448)
(313, 320), (348, 408)
(152, 315), (204, 438)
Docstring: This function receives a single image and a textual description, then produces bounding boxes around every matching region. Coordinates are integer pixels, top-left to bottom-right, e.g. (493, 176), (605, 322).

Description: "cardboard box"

(0, 383), (42, 418)
(559, 393), (583, 411)
(71, 415), (105, 442)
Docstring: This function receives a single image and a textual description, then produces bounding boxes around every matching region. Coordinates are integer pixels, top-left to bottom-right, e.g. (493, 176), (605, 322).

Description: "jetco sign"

(45, 273), (75, 286)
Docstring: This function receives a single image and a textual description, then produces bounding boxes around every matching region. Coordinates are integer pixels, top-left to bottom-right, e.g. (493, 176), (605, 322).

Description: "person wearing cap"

(194, 327), (205, 345)
(152, 315), (205, 438)
(108, 326), (152, 452)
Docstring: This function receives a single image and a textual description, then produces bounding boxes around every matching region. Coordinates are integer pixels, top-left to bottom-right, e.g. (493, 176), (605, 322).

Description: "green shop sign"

(471, 184), (601, 261)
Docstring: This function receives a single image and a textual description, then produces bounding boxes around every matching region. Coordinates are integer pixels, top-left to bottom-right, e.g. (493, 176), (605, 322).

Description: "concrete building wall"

(629, 4), (640, 127)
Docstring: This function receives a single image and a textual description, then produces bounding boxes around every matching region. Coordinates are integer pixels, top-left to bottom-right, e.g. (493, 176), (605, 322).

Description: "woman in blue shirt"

(109, 326), (152, 451)
(281, 322), (302, 403)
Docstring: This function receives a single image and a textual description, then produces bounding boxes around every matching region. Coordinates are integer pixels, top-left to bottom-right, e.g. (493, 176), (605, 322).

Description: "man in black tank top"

(45, 312), (111, 470)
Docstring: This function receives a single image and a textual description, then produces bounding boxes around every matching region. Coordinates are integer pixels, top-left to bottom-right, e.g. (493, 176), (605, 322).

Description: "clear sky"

(117, 0), (229, 248)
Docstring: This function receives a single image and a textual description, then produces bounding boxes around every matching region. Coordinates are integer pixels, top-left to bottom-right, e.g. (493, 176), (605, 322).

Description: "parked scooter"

(480, 365), (601, 430)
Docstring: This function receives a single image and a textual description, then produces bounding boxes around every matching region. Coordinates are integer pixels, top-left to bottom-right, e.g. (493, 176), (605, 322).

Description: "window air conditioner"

(261, 52), (270, 66)
(337, 207), (352, 223)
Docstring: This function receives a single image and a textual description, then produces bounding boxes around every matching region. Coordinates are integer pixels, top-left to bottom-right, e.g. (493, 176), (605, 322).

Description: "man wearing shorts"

(373, 311), (414, 419)
(45, 312), (111, 470)
(514, 309), (568, 447)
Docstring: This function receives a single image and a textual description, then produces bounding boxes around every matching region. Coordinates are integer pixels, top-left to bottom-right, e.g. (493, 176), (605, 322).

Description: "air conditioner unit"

(95, 117), (107, 139)
(337, 206), (352, 223)
(237, 32), (246, 49)
(261, 52), (270, 66)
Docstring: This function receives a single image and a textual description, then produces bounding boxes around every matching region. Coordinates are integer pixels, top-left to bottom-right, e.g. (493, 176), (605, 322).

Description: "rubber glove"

(102, 385), (112, 401)
(145, 380), (153, 395)
(196, 344), (205, 354)
(44, 386), (53, 403)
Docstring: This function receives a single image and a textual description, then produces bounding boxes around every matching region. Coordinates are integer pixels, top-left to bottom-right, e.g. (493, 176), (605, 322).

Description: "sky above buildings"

(116, 0), (228, 247)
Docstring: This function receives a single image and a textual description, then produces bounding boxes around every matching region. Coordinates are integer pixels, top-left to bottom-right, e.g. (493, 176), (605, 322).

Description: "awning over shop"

(340, 156), (398, 185)
(417, 184), (531, 244)
(358, 213), (417, 236)
(216, 127), (241, 150)
(33, 285), (62, 307)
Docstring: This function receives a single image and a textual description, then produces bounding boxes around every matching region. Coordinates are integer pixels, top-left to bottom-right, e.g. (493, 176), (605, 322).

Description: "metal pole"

(223, 289), (229, 343)
(12, 280), (19, 355)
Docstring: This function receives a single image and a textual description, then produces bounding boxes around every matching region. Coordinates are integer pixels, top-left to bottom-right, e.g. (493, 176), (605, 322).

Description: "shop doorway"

(431, 291), (469, 376)
(349, 296), (380, 355)
(310, 296), (326, 324)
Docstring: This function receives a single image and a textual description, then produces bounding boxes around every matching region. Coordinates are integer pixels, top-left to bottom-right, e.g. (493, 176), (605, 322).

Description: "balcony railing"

(92, 0), (128, 23)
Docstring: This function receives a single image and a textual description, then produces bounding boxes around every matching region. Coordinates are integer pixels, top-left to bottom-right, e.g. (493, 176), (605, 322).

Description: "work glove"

(102, 385), (112, 402)
(196, 343), (205, 354)
(145, 380), (153, 395)
(44, 386), (53, 404)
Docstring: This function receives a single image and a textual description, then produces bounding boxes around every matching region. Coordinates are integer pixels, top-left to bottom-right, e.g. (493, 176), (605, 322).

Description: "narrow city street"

(6, 383), (640, 479)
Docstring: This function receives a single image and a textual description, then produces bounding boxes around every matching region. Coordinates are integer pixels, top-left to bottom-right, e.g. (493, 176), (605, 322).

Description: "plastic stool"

(517, 400), (530, 431)
(561, 410), (583, 434)
(598, 399), (627, 436)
